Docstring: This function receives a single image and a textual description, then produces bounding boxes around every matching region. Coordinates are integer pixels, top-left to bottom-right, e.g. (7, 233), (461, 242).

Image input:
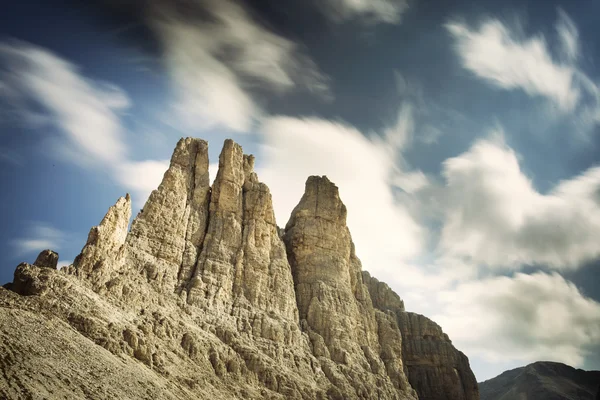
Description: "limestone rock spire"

(70, 194), (132, 284)
(34, 250), (59, 270)
(283, 176), (377, 357)
(125, 138), (210, 293)
(187, 140), (298, 323)
(283, 175), (415, 398)
(186, 139), (245, 309)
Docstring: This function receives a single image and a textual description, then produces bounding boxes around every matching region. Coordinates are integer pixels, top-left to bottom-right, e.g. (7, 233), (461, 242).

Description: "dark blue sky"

(1, 0), (599, 381)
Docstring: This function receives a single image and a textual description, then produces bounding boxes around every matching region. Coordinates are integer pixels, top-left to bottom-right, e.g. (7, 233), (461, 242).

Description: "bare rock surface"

(397, 312), (479, 400)
(125, 137), (210, 294)
(0, 137), (478, 400)
(361, 271), (479, 400)
(33, 250), (58, 269)
(283, 176), (416, 399)
(479, 361), (600, 400)
(68, 194), (131, 287)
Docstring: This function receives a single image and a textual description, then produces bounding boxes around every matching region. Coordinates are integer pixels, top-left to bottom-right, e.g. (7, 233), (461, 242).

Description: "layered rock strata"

(397, 312), (479, 400)
(283, 176), (415, 399)
(361, 272), (479, 400)
(0, 137), (478, 400)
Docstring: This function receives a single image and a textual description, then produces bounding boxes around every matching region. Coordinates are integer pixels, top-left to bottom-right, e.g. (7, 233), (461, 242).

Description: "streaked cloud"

(160, 21), (260, 132)
(446, 18), (579, 112)
(11, 222), (66, 257)
(447, 10), (600, 142)
(0, 41), (128, 165)
(556, 9), (579, 62)
(152, 0), (330, 132)
(0, 41), (167, 207)
(319, 0), (409, 24)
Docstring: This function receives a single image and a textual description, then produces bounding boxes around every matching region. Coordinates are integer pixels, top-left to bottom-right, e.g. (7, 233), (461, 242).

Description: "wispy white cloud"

(0, 41), (168, 207)
(392, 70), (457, 145)
(319, 0), (409, 24)
(446, 18), (579, 112)
(382, 103), (414, 152)
(446, 10), (600, 143)
(0, 41), (128, 166)
(153, 0), (330, 133)
(161, 22), (259, 132)
(11, 222), (66, 257)
(556, 9), (579, 62)
(391, 170), (429, 194)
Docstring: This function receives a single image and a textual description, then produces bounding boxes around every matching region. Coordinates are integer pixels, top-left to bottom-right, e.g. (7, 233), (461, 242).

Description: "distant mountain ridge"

(479, 361), (600, 400)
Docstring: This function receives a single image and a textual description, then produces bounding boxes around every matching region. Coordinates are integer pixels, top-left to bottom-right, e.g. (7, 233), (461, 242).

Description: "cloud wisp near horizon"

(1, 0), (600, 382)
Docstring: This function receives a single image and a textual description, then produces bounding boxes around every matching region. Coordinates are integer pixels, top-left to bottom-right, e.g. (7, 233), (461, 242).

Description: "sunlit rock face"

(0, 137), (478, 400)
(125, 137), (211, 295)
(284, 175), (416, 399)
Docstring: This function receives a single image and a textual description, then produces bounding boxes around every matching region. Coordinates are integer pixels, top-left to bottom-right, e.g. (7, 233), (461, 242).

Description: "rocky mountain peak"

(479, 361), (600, 400)
(285, 175), (347, 228)
(126, 137), (210, 294)
(1, 137), (479, 400)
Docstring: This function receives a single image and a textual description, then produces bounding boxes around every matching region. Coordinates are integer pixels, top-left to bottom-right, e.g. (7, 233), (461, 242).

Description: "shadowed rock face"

(361, 272), (479, 400)
(1, 138), (478, 400)
(479, 361), (600, 400)
(397, 312), (479, 400)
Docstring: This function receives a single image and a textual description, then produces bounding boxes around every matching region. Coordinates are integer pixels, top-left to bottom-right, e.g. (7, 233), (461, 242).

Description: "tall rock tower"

(1, 138), (479, 400)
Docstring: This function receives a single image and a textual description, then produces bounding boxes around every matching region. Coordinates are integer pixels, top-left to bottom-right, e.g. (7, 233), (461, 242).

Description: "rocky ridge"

(479, 361), (600, 400)
(0, 138), (478, 400)
(362, 272), (479, 400)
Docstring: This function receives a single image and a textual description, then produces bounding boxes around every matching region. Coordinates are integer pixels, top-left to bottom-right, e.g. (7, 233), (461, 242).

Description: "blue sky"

(1, 0), (599, 382)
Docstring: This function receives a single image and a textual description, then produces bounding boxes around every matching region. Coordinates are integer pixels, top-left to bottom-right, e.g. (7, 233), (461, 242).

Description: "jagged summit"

(0, 138), (478, 400)
(285, 175), (347, 227)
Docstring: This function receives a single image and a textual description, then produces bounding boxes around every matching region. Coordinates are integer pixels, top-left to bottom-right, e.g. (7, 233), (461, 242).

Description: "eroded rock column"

(125, 138), (210, 293)
(284, 176), (378, 361)
(186, 139), (245, 310)
(188, 140), (299, 325)
(283, 176), (418, 400)
(70, 194), (132, 286)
